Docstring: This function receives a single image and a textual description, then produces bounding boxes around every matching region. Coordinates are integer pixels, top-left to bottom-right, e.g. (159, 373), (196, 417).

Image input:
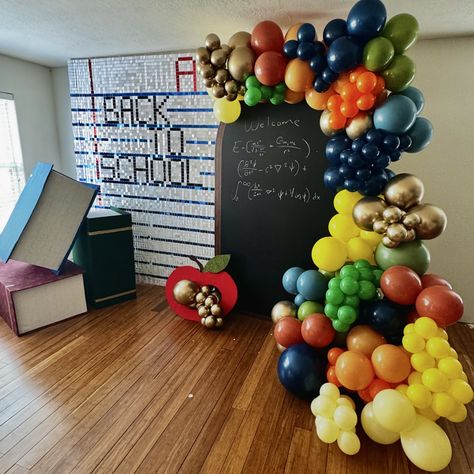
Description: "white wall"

(391, 36), (474, 322)
(0, 54), (62, 177)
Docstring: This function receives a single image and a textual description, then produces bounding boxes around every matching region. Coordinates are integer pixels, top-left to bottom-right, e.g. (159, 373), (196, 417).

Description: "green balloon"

(298, 300), (324, 321)
(343, 295), (360, 308)
(382, 13), (419, 54)
(372, 269), (383, 286)
(339, 265), (360, 281)
(337, 305), (357, 325)
(325, 303), (339, 320)
(363, 37), (395, 72)
(358, 280), (377, 300)
(260, 85), (272, 101)
(244, 87), (262, 106)
(274, 82), (286, 94)
(333, 319), (351, 333)
(354, 259), (371, 269)
(382, 55), (415, 92)
(326, 287), (345, 305)
(340, 277), (359, 296)
(328, 277), (341, 289)
(375, 240), (430, 275)
(245, 75), (260, 89)
(358, 267), (374, 282)
(270, 92), (284, 105)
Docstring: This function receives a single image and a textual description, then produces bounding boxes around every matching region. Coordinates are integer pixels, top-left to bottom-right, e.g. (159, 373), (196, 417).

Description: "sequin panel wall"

(68, 54), (218, 285)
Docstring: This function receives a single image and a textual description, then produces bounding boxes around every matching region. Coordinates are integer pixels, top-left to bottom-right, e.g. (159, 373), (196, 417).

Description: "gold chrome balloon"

(346, 113), (373, 140)
(408, 204), (447, 240)
(383, 205), (405, 224)
(196, 47), (210, 64)
(211, 304), (222, 316)
(353, 197), (387, 231)
(200, 63), (215, 79)
(228, 31), (251, 49)
(205, 33), (221, 51)
(271, 300), (297, 324)
(225, 79), (238, 94)
(204, 315), (216, 328)
(215, 69), (228, 84)
(320, 110), (338, 137)
(228, 46), (255, 82)
(173, 280), (199, 305)
(212, 83), (226, 99)
(384, 173), (424, 209)
(386, 223), (408, 242)
(198, 305), (210, 318)
(210, 48), (228, 68)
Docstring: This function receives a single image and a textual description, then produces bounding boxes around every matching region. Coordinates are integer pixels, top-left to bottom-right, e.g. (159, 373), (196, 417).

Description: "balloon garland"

(195, 0), (470, 471)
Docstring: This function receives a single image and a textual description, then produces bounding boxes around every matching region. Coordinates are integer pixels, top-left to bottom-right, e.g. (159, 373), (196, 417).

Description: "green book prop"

(72, 208), (136, 308)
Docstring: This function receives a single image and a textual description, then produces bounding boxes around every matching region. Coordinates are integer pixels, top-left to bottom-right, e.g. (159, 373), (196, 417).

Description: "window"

(0, 93), (25, 232)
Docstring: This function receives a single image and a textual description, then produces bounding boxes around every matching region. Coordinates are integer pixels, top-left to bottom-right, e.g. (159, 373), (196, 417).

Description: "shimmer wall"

(68, 54), (218, 285)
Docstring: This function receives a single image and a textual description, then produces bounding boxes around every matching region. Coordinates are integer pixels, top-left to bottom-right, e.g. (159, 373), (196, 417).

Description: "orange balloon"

(347, 325), (386, 358)
(372, 76), (386, 95)
(327, 94), (343, 112)
(328, 347), (345, 365)
(284, 59), (315, 93)
(284, 88), (305, 104)
(327, 365), (342, 387)
(341, 83), (360, 102)
(305, 87), (334, 110)
(356, 72), (377, 93)
(335, 350), (375, 391)
(340, 101), (359, 118)
(356, 93), (376, 111)
(349, 66), (367, 83)
(371, 344), (412, 384)
(358, 386), (372, 403)
(375, 89), (389, 107)
(329, 111), (346, 130)
(368, 378), (392, 399)
(333, 72), (350, 94)
(285, 23), (303, 41)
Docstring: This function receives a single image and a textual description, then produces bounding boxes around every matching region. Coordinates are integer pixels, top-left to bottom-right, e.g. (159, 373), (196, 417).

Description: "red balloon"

(251, 20), (284, 56)
(380, 265), (423, 305)
(421, 274), (453, 289)
(416, 285), (464, 327)
(301, 313), (335, 348)
(254, 51), (287, 86)
(274, 317), (303, 347)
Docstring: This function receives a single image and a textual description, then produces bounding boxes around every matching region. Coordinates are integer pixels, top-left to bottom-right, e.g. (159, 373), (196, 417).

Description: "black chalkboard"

(216, 101), (334, 317)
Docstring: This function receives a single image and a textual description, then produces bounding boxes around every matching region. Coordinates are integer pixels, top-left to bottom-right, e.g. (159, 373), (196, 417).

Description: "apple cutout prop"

(166, 255), (238, 327)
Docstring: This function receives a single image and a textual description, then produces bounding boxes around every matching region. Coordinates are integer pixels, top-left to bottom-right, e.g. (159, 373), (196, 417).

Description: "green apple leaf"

(204, 254), (231, 273)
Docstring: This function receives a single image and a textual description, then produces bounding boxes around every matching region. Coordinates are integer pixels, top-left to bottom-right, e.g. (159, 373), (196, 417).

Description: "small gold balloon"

(173, 280), (199, 305)
(203, 78), (215, 88)
(212, 83), (226, 99)
(228, 46), (255, 82)
(271, 301), (297, 324)
(215, 317), (224, 327)
(210, 48), (228, 68)
(320, 110), (338, 137)
(196, 47), (210, 64)
(409, 204), (447, 240)
(276, 343), (286, 353)
(198, 306), (210, 318)
(204, 316), (216, 328)
(382, 235), (398, 248)
(373, 218), (389, 234)
(386, 223), (408, 242)
(200, 63), (215, 79)
(211, 290), (221, 303)
(221, 44), (231, 55)
(205, 33), (221, 51)
(195, 292), (206, 304)
(406, 229), (416, 241)
(226, 92), (238, 101)
(238, 84), (246, 96)
(346, 113), (373, 140)
(215, 68), (229, 84)
(201, 285), (212, 296)
(205, 295), (218, 308)
(211, 304), (222, 316)
(384, 173), (424, 209)
(228, 31), (251, 49)
(225, 79), (238, 94)
(402, 213), (421, 229)
(383, 205), (404, 224)
(201, 317), (206, 325)
(353, 197), (387, 231)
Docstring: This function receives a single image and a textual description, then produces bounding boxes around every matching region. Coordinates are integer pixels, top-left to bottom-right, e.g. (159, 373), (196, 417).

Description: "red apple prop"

(166, 255), (238, 322)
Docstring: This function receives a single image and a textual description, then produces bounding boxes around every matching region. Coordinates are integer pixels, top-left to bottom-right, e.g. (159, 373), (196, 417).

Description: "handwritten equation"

(237, 159), (307, 178)
(232, 136), (311, 158)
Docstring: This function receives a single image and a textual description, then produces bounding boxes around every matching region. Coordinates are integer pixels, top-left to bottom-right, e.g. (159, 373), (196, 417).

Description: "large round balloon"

(371, 344), (411, 383)
(373, 389), (416, 433)
(380, 265), (423, 305)
(361, 402), (400, 444)
(347, 0), (387, 41)
(346, 325), (386, 357)
(251, 20), (284, 55)
(213, 97), (241, 123)
(382, 14), (419, 54)
(327, 36), (361, 74)
(375, 240), (430, 275)
(228, 47), (256, 82)
(301, 313), (335, 348)
(254, 51), (287, 86)
(398, 86), (424, 114)
(277, 343), (326, 400)
(335, 350), (374, 390)
(312, 237), (348, 272)
(282, 267), (305, 295)
(405, 117), (433, 153)
(400, 415), (452, 472)
(415, 286), (464, 327)
(382, 55), (416, 92)
(373, 95), (417, 134)
(323, 19), (347, 46)
(363, 36), (394, 72)
(284, 58), (315, 92)
(274, 317), (304, 347)
(296, 269), (328, 301)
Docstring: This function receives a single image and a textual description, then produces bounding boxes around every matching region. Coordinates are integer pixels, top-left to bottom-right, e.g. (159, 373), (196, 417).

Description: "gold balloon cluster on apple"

(353, 173), (447, 248)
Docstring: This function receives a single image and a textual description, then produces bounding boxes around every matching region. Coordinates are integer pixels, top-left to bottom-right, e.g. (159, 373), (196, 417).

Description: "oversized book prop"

(0, 259), (87, 335)
(0, 162), (99, 273)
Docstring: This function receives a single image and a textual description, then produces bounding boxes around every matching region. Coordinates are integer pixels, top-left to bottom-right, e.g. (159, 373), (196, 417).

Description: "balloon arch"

(194, 0), (470, 470)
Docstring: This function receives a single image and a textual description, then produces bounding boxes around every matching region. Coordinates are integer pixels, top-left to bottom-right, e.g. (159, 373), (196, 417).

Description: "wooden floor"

(0, 285), (472, 474)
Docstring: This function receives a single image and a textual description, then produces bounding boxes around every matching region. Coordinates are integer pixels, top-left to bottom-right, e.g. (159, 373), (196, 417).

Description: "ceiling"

(0, 0), (473, 67)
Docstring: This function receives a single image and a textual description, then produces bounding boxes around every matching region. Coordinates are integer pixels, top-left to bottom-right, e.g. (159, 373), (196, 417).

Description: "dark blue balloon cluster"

(324, 128), (413, 195)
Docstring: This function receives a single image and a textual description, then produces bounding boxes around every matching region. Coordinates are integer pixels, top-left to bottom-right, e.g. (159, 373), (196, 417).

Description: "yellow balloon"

(422, 368), (448, 393)
(333, 190), (362, 215)
(416, 405), (440, 421)
(431, 392), (456, 417)
(333, 405), (357, 431)
(316, 417), (340, 443)
(400, 415), (452, 472)
(447, 402), (467, 423)
(406, 383), (432, 409)
(328, 214), (360, 242)
(411, 351), (436, 372)
(414, 317), (438, 339)
(373, 389), (416, 433)
(438, 357), (463, 379)
(403, 323), (415, 335)
(346, 237), (373, 262)
(407, 371), (423, 385)
(311, 395), (336, 418)
(359, 229), (382, 247)
(338, 395), (356, 410)
(396, 384), (409, 396)
(447, 379), (473, 404)
(319, 382), (340, 400)
(337, 430), (361, 455)
(361, 402), (400, 445)
(402, 333), (425, 353)
(425, 337), (450, 359)
(311, 237), (347, 272)
(213, 97), (241, 123)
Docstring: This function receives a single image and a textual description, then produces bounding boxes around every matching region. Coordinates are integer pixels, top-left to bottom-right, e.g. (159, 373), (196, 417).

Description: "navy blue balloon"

(351, 137), (366, 152)
(321, 67), (339, 83)
(339, 164), (355, 179)
(297, 42), (315, 60)
(327, 36), (361, 73)
(283, 40), (299, 59)
(324, 167), (344, 191)
(298, 23), (316, 42)
(347, 0), (387, 41)
(390, 150), (401, 162)
(361, 170), (388, 195)
(314, 77), (330, 92)
(309, 54), (327, 73)
(361, 143), (379, 161)
(365, 129), (384, 144)
(374, 154), (390, 170)
(356, 168), (371, 180)
(344, 178), (360, 192)
(382, 134), (400, 151)
(323, 19), (348, 46)
(348, 153), (365, 169)
(313, 41), (326, 56)
(405, 117), (433, 153)
(277, 344), (326, 400)
(385, 168), (396, 180)
(339, 149), (351, 164)
(326, 136), (351, 163)
(399, 134), (413, 151)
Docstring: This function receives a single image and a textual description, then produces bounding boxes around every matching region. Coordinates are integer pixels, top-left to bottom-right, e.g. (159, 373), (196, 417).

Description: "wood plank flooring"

(0, 284), (472, 473)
